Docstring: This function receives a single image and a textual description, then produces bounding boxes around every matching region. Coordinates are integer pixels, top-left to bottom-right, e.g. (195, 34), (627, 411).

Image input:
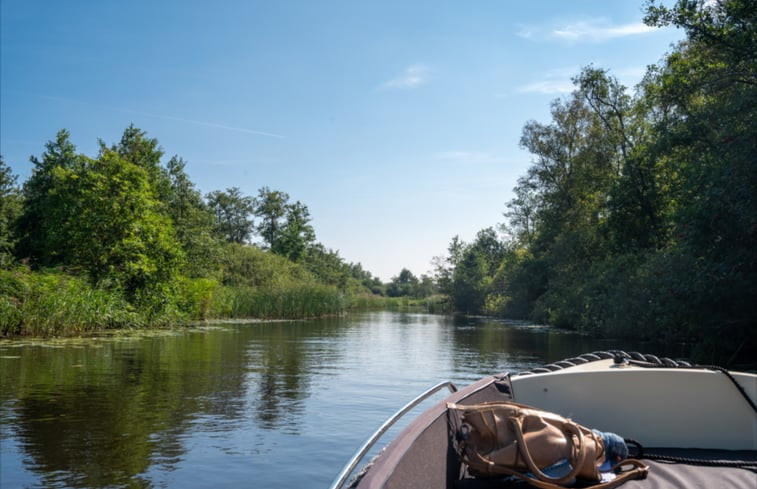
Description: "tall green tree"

(503, 179), (539, 248)
(163, 156), (219, 276)
(109, 124), (166, 191)
(575, 67), (669, 251)
(276, 200), (315, 261)
(433, 235), (466, 295)
(206, 187), (255, 244)
(518, 92), (615, 254)
(0, 157), (22, 267)
(303, 243), (352, 289)
(641, 0), (757, 357)
(50, 148), (183, 299)
(254, 187), (289, 251)
(348, 262), (384, 294)
(469, 228), (506, 276)
(386, 268), (420, 297)
(514, 87), (617, 323)
(16, 130), (83, 265)
(451, 248), (489, 314)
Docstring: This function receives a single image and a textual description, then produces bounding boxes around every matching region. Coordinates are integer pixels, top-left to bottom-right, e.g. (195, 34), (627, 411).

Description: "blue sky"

(1, 1), (684, 281)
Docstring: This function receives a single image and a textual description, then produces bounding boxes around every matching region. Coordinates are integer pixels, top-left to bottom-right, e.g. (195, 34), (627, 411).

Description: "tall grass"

(0, 268), (140, 336)
(0, 268), (369, 337)
(209, 284), (345, 319)
(347, 293), (451, 314)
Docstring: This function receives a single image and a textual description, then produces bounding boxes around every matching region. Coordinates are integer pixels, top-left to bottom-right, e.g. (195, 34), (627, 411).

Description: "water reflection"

(1, 332), (247, 487)
(0, 321), (347, 488)
(245, 319), (346, 432)
(0, 313), (675, 488)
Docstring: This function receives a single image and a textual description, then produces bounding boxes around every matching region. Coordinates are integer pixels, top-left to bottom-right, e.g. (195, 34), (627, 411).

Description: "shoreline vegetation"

(0, 267), (450, 337)
(1, 1), (754, 366)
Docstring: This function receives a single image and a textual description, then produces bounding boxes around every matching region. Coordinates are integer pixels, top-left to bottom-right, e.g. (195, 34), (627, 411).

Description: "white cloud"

(518, 18), (656, 43)
(516, 66), (578, 95)
(516, 65), (651, 95)
(380, 65), (429, 90)
(555, 21), (655, 41)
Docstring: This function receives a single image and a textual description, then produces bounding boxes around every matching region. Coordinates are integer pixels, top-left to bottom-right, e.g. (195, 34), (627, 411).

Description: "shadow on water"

(419, 314), (685, 381)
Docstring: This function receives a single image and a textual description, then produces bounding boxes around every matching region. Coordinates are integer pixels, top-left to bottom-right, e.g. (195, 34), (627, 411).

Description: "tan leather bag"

(448, 401), (648, 489)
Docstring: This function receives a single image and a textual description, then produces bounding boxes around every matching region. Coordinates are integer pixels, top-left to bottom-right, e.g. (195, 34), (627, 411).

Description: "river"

(0, 311), (675, 488)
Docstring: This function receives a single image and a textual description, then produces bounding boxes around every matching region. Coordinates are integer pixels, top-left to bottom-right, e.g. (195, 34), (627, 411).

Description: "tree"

(433, 235), (466, 295)
(206, 187), (255, 244)
(49, 149), (184, 298)
(303, 243), (351, 289)
(386, 268), (420, 297)
(641, 0), (757, 358)
(0, 157), (22, 267)
(252, 187), (316, 261)
(349, 262), (384, 294)
(503, 179), (539, 247)
(512, 89), (616, 324)
(417, 274), (437, 298)
(16, 129), (83, 265)
(450, 248), (489, 314)
(574, 66), (668, 251)
(163, 156), (218, 276)
(254, 187), (289, 251)
(470, 228), (506, 276)
(276, 200), (315, 261)
(108, 124), (166, 190)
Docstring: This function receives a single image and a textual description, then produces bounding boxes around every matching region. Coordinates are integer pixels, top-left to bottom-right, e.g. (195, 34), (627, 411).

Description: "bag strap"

(594, 460), (649, 489)
(509, 414), (585, 485)
(490, 459), (649, 489)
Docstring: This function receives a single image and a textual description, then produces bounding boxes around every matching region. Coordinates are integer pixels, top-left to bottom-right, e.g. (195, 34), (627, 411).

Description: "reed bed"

(0, 269), (139, 336)
(1, 269), (355, 337)
(348, 293), (451, 314)
(209, 284), (345, 319)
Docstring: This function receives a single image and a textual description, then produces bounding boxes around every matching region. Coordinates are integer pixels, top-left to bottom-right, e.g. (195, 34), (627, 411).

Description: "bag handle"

(510, 414), (586, 485)
(491, 459), (649, 489)
(509, 415), (648, 489)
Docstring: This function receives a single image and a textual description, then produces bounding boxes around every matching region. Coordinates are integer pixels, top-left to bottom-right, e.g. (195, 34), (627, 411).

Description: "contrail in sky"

(120, 108), (285, 139)
(36, 93), (285, 139)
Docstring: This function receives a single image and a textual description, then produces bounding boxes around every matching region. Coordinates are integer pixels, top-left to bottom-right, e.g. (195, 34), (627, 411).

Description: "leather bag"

(447, 401), (648, 489)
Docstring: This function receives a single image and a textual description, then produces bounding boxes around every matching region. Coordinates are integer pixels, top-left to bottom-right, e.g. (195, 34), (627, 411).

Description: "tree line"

(434, 0), (756, 363)
(0, 119), (441, 333)
(0, 126), (390, 332)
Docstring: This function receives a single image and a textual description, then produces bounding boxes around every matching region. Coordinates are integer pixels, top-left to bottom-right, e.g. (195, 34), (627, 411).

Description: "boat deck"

(343, 352), (757, 489)
(454, 449), (757, 488)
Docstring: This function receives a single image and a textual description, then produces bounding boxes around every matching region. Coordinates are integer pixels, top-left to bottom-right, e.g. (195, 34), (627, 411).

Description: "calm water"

(0, 312), (673, 488)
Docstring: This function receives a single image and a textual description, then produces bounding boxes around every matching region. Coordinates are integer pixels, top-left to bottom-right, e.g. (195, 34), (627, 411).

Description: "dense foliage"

(1, 127), (384, 334)
(437, 0), (756, 363)
(0, 157), (22, 268)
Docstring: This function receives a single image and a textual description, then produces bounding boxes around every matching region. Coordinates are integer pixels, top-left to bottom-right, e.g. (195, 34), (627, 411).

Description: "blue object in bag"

(595, 430), (629, 472)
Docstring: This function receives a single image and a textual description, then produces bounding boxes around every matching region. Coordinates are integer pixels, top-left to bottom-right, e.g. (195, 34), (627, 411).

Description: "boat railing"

(329, 380), (458, 489)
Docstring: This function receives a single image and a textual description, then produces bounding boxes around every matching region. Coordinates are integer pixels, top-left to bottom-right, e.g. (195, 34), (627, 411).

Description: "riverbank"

(0, 267), (350, 337)
(0, 268), (453, 337)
